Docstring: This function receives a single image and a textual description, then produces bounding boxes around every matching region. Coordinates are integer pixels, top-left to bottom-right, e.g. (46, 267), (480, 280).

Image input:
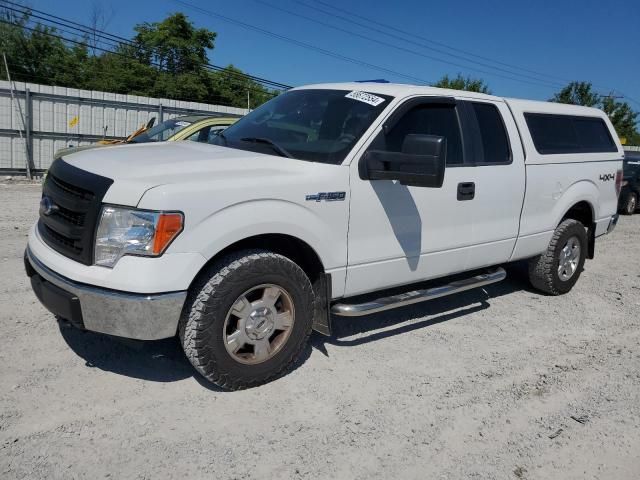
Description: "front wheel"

(179, 250), (314, 390)
(528, 219), (588, 295)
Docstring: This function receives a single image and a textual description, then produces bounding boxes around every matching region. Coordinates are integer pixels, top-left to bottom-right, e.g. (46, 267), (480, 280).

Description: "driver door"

(345, 97), (475, 296)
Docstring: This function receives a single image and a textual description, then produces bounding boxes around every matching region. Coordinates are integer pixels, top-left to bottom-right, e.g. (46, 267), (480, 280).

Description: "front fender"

(175, 199), (347, 271)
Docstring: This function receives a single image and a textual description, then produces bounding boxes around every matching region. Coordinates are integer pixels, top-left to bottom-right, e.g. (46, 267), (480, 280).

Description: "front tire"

(621, 192), (637, 215)
(179, 250), (314, 390)
(528, 219), (588, 295)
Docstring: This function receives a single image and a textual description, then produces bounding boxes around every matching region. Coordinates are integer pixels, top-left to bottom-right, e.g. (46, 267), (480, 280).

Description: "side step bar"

(331, 267), (506, 317)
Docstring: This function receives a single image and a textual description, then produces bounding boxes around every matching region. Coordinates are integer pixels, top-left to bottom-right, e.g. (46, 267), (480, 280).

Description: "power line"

(255, 0), (563, 91)
(171, 0), (435, 85)
(0, 0), (292, 91)
(301, 0), (570, 85)
(1, 3), (289, 91)
(0, 18), (280, 101)
(298, 0), (639, 106)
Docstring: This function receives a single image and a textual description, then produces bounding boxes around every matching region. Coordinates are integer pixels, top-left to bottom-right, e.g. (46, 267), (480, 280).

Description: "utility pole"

(247, 90), (250, 111)
(2, 53), (32, 179)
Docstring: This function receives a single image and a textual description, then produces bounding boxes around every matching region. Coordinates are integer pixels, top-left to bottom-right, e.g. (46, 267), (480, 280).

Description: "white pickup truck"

(25, 83), (623, 389)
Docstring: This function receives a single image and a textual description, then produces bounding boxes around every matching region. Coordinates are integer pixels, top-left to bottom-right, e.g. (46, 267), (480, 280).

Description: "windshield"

(211, 89), (393, 164)
(130, 118), (193, 143)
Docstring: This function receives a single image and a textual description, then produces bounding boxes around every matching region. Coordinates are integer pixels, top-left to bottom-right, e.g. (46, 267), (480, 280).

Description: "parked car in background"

(53, 114), (241, 160)
(128, 114), (241, 144)
(619, 150), (640, 214)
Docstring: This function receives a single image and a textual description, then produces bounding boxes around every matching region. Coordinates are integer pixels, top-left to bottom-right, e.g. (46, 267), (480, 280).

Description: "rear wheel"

(179, 250), (314, 390)
(621, 192), (637, 215)
(528, 219), (588, 295)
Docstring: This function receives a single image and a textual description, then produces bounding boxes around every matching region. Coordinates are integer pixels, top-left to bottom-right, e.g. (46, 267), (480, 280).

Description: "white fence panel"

(0, 80), (248, 171)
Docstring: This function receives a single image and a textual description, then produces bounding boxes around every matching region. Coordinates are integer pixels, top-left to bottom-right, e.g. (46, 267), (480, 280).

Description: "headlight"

(94, 206), (183, 268)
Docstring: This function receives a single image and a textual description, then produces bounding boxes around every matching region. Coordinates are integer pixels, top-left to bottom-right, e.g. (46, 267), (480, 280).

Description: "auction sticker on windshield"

(345, 91), (386, 107)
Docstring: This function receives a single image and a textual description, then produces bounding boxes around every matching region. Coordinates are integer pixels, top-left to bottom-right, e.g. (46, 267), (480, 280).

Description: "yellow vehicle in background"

(53, 114), (241, 160)
(127, 114), (241, 144)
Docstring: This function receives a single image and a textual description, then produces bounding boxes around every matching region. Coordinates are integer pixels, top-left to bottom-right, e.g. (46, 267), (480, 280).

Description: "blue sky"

(31, 0), (640, 106)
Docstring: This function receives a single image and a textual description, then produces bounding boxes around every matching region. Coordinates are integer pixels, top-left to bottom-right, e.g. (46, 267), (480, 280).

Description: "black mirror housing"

(360, 134), (447, 188)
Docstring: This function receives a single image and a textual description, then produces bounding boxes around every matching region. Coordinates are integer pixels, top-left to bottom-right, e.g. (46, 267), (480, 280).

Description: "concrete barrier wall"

(0, 80), (248, 172)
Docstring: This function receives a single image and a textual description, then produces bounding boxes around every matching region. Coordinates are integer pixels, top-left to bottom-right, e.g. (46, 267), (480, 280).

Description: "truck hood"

(62, 141), (321, 206)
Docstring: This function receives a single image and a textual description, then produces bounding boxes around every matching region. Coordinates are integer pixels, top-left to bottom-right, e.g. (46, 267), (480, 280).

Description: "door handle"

(457, 182), (475, 201)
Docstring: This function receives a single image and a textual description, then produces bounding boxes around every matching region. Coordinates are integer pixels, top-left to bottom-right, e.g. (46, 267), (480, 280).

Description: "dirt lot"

(1, 182), (639, 479)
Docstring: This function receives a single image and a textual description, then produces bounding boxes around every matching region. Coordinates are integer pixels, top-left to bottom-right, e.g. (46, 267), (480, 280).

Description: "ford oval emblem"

(39, 196), (58, 216)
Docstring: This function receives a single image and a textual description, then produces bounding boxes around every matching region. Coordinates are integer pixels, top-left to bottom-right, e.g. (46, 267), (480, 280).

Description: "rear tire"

(528, 219), (588, 295)
(621, 192), (637, 215)
(179, 249), (314, 390)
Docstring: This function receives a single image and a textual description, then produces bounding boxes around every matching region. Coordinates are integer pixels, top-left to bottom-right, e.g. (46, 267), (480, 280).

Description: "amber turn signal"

(152, 213), (184, 254)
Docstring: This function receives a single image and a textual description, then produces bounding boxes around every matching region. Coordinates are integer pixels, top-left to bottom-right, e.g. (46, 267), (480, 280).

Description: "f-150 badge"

(305, 192), (346, 202)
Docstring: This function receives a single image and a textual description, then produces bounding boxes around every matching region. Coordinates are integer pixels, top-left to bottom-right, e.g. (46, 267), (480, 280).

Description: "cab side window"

(369, 103), (464, 165)
(469, 102), (511, 164)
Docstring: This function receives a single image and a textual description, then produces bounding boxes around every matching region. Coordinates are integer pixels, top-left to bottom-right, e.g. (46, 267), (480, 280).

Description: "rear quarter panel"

(506, 99), (624, 261)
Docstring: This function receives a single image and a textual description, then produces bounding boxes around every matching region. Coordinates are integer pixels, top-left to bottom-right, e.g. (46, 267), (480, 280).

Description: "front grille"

(55, 204), (86, 226)
(41, 223), (83, 254)
(48, 173), (94, 201)
(38, 159), (113, 265)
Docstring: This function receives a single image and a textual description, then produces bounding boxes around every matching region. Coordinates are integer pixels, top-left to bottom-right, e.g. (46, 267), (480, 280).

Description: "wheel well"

(197, 234), (326, 284)
(561, 201), (595, 259)
(561, 201), (593, 227)
(190, 234), (331, 335)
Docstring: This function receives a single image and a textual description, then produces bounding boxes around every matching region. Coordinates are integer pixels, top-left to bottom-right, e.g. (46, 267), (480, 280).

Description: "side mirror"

(146, 117), (156, 129)
(360, 134), (447, 188)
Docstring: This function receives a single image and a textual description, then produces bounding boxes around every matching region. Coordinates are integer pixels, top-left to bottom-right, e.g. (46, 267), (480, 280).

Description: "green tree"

(0, 9), (82, 87)
(0, 8), (275, 109)
(210, 65), (275, 108)
(434, 74), (491, 94)
(133, 13), (216, 74)
(627, 130), (640, 146)
(550, 81), (639, 142)
(600, 96), (639, 142)
(550, 81), (599, 107)
(83, 52), (156, 96)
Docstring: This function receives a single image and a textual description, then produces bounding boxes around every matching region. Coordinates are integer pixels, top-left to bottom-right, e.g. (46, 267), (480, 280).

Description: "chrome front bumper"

(25, 248), (187, 340)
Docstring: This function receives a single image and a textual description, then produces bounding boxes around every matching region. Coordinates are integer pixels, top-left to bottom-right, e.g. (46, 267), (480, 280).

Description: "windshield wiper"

(240, 137), (293, 158)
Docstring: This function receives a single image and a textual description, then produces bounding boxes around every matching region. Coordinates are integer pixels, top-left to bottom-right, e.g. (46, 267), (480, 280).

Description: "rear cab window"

(524, 113), (617, 154)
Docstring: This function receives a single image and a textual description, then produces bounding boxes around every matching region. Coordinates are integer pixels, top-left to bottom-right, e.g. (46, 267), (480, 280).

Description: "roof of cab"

(293, 82), (503, 102)
(293, 82), (607, 118)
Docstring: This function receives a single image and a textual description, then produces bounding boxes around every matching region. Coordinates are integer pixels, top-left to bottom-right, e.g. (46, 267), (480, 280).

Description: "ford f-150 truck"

(25, 83), (624, 389)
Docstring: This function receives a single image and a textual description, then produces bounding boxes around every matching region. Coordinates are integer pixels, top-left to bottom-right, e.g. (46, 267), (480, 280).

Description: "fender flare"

(551, 180), (599, 228)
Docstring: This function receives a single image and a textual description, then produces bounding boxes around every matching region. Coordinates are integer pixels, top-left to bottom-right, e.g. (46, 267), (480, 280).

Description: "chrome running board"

(331, 267), (506, 317)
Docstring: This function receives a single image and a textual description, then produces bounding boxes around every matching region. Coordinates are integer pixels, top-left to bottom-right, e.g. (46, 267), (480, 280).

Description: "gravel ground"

(1, 182), (639, 479)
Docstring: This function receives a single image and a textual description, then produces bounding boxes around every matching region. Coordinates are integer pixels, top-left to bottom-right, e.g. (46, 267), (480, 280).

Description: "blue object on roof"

(354, 79), (390, 83)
